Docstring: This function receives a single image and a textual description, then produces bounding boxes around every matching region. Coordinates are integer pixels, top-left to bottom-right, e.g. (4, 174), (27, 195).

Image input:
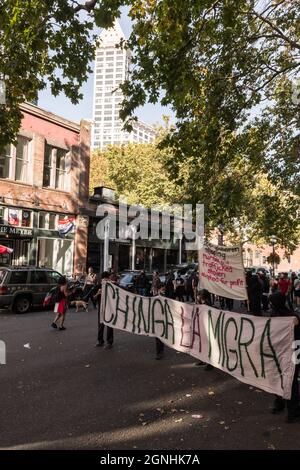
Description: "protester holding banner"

(94, 272), (114, 349)
(269, 291), (300, 423)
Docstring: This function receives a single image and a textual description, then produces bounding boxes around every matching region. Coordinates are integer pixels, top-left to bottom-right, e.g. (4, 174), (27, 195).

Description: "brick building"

(0, 102), (91, 274)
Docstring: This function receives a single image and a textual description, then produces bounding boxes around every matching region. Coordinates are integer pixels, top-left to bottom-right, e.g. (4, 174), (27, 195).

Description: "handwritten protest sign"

(199, 242), (247, 300)
(100, 282), (296, 399)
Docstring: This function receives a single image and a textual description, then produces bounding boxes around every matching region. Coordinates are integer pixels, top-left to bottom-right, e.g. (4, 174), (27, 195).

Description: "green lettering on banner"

(224, 317), (238, 372)
(238, 317), (258, 378)
(103, 282), (116, 323)
(137, 297), (151, 334)
(151, 298), (165, 338)
(207, 310), (222, 363)
(113, 288), (129, 329)
(221, 311), (226, 367)
(132, 296), (138, 333)
(163, 300), (175, 344)
(260, 319), (283, 388)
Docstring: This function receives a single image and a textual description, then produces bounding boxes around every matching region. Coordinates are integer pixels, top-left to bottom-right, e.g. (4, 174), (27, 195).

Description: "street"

(0, 305), (299, 450)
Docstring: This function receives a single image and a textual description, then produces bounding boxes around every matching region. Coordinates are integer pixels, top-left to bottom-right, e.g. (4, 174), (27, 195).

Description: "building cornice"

(20, 102), (80, 133)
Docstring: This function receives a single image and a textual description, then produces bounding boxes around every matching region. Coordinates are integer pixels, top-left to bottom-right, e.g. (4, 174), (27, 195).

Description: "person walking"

(83, 267), (98, 308)
(94, 271), (114, 349)
(258, 270), (270, 312)
(51, 276), (72, 331)
(174, 273), (185, 301)
(294, 275), (300, 312)
(269, 291), (300, 423)
(136, 270), (148, 296)
(246, 272), (263, 316)
(151, 271), (161, 296)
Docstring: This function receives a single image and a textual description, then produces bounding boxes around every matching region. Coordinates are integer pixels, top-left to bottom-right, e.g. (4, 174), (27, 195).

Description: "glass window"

(39, 212), (47, 228)
(9, 271), (28, 284)
(0, 207), (4, 224)
(43, 145), (52, 187)
(8, 209), (19, 226)
(15, 137), (29, 182)
(49, 214), (56, 230)
(47, 270), (62, 284)
(30, 271), (48, 284)
(0, 145), (11, 179)
(55, 149), (66, 190)
(21, 210), (31, 227)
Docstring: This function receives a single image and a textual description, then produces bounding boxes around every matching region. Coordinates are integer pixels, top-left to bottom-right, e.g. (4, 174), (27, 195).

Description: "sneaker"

(59, 326), (66, 331)
(204, 364), (214, 371)
(51, 322), (57, 329)
(104, 343), (113, 350)
(95, 342), (104, 347)
(194, 361), (206, 367)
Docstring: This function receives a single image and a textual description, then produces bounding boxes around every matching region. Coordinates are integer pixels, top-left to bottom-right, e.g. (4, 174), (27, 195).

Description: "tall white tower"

(92, 21), (156, 149)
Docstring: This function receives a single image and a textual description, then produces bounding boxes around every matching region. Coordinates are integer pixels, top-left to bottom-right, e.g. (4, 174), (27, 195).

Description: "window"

(21, 210), (31, 227)
(0, 137), (31, 182)
(0, 145), (11, 179)
(9, 271), (28, 284)
(15, 137), (29, 182)
(39, 212), (47, 229)
(47, 270), (62, 284)
(0, 207), (4, 225)
(30, 271), (48, 284)
(50, 213), (56, 230)
(43, 145), (52, 187)
(43, 145), (68, 190)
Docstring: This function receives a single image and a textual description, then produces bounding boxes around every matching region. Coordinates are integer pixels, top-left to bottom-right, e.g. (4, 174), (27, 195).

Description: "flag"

(58, 217), (75, 238)
(0, 245), (13, 254)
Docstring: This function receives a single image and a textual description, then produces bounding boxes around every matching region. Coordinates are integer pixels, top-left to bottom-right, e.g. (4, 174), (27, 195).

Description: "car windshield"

(0, 269), (7, 284)
(119, 274), (134, 284)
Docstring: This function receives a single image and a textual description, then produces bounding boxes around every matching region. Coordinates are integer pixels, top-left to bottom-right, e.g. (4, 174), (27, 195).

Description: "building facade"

(92, 21), (156, 149)
(0, 102), (91, 274)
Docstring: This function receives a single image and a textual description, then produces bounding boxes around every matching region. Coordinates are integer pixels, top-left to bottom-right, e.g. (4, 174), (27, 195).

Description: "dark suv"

(0, 267), (62, 313)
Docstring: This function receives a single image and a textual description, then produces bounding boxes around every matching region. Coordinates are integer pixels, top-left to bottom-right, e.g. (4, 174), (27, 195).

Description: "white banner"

(199, 242), (247, 300)
(100, 282), (296, 399)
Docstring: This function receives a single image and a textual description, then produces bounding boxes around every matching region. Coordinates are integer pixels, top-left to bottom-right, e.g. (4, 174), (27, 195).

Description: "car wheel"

(13, 296), (31, 314)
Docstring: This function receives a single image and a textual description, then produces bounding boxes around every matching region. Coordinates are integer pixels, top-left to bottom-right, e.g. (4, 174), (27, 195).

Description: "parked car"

(118, 271), (165, 294)
(249, 266), (271, 277)
(0, 266), (62, 313)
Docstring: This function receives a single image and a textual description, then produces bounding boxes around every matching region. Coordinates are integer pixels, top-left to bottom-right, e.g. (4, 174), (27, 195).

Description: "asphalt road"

(0, 304), (299, 450)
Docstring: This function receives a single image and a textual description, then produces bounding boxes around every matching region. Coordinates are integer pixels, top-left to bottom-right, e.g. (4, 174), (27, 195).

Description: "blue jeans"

(138, 288), (146, 296)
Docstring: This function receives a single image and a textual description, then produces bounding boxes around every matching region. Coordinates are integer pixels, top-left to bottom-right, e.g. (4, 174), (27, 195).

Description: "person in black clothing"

(165, 272), (175, 299)
(155, 273), (174, 360)
(269, 291), (300, 423)
(94, 271), (114, 349)
(136, 271), (148, 296)
(195, 289), (214, 370)
(246, 272), (263, 316)
(258, 270), (270, 312)
(174, 274), (185, 301)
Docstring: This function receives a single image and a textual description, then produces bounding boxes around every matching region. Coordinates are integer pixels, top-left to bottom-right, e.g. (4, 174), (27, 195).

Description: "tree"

(90, 139), (182, 208)
(1, 1), (299, 246)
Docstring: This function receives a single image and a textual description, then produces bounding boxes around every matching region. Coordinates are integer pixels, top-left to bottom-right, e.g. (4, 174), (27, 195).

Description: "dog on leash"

(70, 300), (89, 312)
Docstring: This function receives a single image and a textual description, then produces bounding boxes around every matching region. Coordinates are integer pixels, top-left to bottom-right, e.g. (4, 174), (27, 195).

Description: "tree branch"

(73, 0), (97, 13)
(250, 8), (300, 52)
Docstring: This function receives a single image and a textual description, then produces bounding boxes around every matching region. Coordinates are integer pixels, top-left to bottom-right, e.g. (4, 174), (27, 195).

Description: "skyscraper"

(92, 21), (156, 149)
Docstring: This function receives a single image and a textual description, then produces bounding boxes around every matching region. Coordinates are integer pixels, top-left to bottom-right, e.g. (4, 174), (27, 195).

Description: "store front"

(0, 224), (34, 266)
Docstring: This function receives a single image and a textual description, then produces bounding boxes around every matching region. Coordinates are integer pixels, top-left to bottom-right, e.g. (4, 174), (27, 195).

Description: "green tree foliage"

(1, 1), (299, 247)
(90, 139), (182, 208)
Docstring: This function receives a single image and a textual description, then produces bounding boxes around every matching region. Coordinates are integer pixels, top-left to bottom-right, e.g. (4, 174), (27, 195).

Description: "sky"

(38, 10), (172, 126)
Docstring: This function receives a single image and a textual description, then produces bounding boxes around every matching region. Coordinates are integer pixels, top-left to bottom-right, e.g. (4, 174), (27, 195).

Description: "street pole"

(131, 225), (136, 271)
(178, 234), (182, 265)
(103, 218), (110, 272)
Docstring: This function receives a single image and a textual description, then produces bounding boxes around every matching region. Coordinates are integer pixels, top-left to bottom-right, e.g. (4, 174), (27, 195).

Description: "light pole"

(131, 225), (137, 271)
(103, 217), (110, 272)
(270, 235), (277, 277)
